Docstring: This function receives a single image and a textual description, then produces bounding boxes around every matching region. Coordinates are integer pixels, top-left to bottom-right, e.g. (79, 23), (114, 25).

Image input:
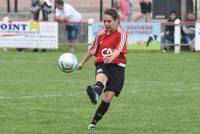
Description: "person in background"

(113, 0), (130, 22)
(127, 0), (133, 22)
(162, 10), (177, 43)
(181, 11), (195, 51)
(54, 0), (82, 52)
(120, 0), (130, 22)
(30, 0), (53, 52)
(161, 10), (177, 50)
(134, 0), (152, 22)
(31, 0), (52, 21)
(113, 0), (121, 16)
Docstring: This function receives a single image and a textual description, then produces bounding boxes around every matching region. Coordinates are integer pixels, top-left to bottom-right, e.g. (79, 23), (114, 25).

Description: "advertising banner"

(0, 21), (58, 49)
(90, 22), (161, 50)
(195, 23), (200, 51)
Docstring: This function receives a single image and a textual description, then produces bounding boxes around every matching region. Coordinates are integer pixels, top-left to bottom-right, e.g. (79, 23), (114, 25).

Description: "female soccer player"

(77, 8), (128, 130)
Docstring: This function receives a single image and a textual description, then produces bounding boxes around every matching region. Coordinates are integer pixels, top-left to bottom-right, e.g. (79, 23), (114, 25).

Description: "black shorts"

(95, 63), (125, 97)
(140, 2), (152, 14)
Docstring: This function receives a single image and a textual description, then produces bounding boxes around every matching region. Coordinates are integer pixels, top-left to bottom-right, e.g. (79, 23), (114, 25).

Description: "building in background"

(153, 0), (196, 20)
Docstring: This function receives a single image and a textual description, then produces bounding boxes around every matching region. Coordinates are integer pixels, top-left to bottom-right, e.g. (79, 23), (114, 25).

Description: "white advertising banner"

(195, 23), (200, 51)
(0, 21), (58, 49)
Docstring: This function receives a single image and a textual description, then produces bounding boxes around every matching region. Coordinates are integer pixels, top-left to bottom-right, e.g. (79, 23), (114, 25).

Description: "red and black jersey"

(89, 26), (128, 66)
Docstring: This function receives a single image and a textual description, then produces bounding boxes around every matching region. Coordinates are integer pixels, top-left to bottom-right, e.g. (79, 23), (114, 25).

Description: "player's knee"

(96, 73), (108, 85)
(103, 92), (114, 103)
(103, 97), (112, 103)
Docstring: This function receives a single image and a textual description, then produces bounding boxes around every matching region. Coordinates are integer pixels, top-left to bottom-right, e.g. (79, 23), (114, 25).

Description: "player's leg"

(88, 64), (125, 130)
(88, 91), (114, 130)
(87, 73), (108, 105)
(87, 63), (108, 105)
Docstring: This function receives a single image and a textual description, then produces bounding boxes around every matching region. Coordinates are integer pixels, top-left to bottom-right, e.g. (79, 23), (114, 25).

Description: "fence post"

(7, 0), (10, 12)
(88, 18), (94, 44)
(174, 19), (181, 54)
(100, 0), (103, 21)
(14, 0), (18, 12)
(111, 0), (114, 7)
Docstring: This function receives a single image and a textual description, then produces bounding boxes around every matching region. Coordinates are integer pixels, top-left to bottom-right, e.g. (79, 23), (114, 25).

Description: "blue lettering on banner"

(0, 23), (28, 31)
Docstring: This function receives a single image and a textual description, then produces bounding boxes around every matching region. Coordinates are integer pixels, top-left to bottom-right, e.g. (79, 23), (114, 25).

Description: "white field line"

(1, 87), (200, 101)
(0, 92), (82, 101)
(128, 87), (200, 94)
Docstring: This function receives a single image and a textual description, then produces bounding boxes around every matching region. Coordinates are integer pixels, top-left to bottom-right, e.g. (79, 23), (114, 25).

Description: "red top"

(89, 27), (128, 66)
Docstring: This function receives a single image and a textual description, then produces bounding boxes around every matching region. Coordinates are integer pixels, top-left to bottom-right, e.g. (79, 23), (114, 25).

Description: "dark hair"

(187, 10), (193, 14)
(169, 10), (177, 16)
(168, 9), (177, 21)
(104, 8), (119, 21)
(55, 0), (64, 5)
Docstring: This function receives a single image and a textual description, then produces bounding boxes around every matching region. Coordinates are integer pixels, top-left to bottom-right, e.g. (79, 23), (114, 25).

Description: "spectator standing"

(113, 0), (130, 22)
(31, 0), (53, 21)
(127, 0), (133, 22)
(54, 0), (82, 52)
(120, 0), (130, 22)
(30, 0), (53, 52)
(113, 0), (121, 19)
(134, 0), (152, 22)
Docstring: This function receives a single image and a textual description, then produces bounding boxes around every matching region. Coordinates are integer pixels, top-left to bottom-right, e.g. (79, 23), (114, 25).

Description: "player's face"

(103, 14), (117, 33)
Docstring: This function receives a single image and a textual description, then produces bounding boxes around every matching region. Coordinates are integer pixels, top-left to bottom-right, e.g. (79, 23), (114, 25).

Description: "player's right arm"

(76, 51), (93, 70)
(77, 29), (103, 70)
(77, 40), (96, 70)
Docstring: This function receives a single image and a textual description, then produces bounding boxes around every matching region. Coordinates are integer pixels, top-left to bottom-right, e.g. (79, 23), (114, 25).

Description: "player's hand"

(76, 62), (84, 70)
(104, 56), (112, 64)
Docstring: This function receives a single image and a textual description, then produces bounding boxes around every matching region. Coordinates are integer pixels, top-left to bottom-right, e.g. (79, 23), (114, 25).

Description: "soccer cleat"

(88, 124), (96, 130)
(86, 86), (98, 105)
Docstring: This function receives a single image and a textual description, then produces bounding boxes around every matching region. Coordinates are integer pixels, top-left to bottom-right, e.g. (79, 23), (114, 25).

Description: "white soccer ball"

(58, 53), (78, 73)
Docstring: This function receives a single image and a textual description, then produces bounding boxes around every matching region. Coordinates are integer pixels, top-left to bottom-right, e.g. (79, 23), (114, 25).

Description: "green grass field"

(0, 47), (200, 134)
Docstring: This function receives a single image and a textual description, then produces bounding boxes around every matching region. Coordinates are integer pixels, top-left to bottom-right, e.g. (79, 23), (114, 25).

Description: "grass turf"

(0, 47), (200, 134)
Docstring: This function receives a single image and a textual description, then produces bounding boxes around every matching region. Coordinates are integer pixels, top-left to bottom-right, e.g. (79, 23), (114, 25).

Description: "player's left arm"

(104, 30), (128, 63)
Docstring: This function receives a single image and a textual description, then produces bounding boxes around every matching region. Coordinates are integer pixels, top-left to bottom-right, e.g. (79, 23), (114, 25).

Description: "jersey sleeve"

(116, 30), (128, 54)
(89, 29), (104, 56)
(89, 34), (99, 56)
